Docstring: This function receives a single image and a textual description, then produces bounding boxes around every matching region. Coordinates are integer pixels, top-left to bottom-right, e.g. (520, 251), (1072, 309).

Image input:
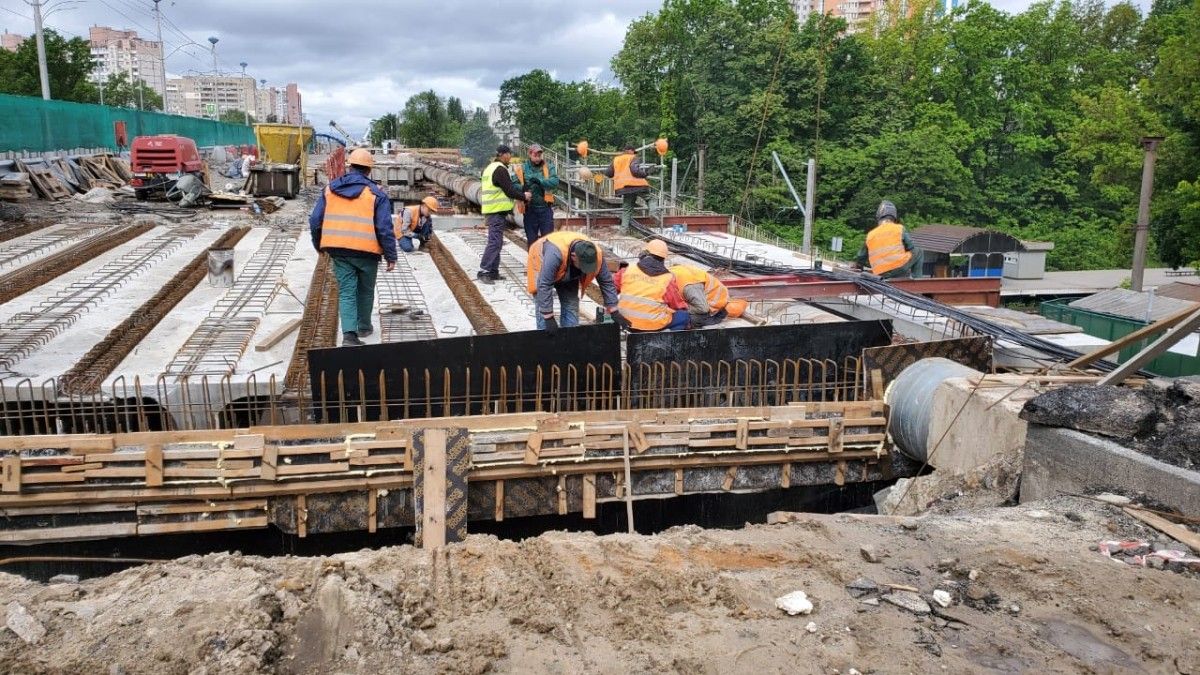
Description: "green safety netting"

(0, 93), (255, 152)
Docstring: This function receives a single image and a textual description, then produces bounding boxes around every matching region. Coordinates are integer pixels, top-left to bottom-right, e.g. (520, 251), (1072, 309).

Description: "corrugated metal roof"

(1068, 288), (1198, 322)
(1156, 281), (1200, 303)
(909, 224), (987, 254)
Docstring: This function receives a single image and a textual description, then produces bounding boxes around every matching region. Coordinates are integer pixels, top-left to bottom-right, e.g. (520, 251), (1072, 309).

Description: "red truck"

(130, 135), (207, 200)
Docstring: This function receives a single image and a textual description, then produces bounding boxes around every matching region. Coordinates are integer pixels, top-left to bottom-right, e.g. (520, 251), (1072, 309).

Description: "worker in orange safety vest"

(526, 230), (625, 332)
(615, 238), (690, 331)
(395, 196), (439, 253)
(669, 264), (732, 327)
(603, 143), (661, 229)
(854, 200), (925, 279)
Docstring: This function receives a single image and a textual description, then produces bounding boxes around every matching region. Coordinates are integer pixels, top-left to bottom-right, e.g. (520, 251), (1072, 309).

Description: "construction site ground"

(2, 496), (1198, 674)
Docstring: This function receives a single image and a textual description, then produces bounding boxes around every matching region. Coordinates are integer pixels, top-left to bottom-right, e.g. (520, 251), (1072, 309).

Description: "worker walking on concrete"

(309, 148), (396, 346)
(396, 196), (439, 253)
(604, 143), (660, 229)
(515, 143), (560, 246)
(616, 239), (690, 331)
(477, 145), (528, 284)
(854, 200), (924, 279)
(669, 264), (735, 327)
(526, 231), (625, 332)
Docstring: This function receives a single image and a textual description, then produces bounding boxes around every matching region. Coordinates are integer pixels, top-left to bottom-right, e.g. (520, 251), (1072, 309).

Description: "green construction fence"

(1040, 298), (1200, 378)
(0, 93), (256, 152)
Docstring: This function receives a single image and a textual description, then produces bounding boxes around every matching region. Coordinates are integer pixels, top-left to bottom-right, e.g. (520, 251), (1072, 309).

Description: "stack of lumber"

(0, 172), (34, 201)
(0, 154), (133, 202)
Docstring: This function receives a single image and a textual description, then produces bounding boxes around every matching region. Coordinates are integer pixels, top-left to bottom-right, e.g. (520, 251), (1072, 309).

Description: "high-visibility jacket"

(612, 153), (649, 192)
(319, 186), (383, 255)
(514, 162), (555, 214)
(526, 231), (602, 298)
(866, 220), (912, 275)
(393, 206), (421, 237)
(671, 264), (729, 312)
(618, 265), (673, 330)
(480, 161), (514, 214)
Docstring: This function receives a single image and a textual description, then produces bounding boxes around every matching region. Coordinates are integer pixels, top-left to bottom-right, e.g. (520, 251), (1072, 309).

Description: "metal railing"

(0, 356), (865, 436)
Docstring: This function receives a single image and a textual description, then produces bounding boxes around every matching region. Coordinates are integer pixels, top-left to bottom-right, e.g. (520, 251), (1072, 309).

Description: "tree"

(446, 96), (466, 125)
(462, 107), (499, 168)
(0, 28), (96, 102)
(398, 90), (461, 147)
(369, 113), (400, 146)
(218, 109), (255, 125)
(99, 72), (163, 111)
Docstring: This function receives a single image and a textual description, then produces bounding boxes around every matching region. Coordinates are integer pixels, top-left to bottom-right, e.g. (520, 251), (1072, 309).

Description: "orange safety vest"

(612, 153), (649, 192)
(526, 230), (602, 298)
(320, 186), (383, 255)
(618, 265), (673, 330)
(514, 162), (555, 215)
(866, 220), (912, 275)
(393, 206), (420, 237)
(670, 265), (729, 312)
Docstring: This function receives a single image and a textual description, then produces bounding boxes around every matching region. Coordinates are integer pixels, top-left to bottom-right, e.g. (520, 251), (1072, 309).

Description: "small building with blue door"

(910, 224), (1051, 279)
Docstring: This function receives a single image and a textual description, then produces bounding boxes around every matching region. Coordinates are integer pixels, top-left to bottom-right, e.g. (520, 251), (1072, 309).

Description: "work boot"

(342, 331), (365, 346)
(358, 327), (374, 338)
(476, 270), (496, 285)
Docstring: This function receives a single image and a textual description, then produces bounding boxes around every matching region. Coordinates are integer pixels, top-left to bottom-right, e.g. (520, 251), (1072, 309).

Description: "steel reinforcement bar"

(426, 234), (507, 335)
(285, 253), (339, 392)
(0, 222), (154, 305)
(58, 226), (252, 395)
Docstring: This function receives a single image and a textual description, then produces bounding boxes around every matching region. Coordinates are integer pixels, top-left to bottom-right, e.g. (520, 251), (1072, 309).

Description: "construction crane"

(328, 120), (355, 144)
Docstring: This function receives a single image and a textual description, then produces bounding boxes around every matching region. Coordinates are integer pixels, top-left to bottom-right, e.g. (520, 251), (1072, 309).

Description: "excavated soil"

(2, 497), (1198, 674)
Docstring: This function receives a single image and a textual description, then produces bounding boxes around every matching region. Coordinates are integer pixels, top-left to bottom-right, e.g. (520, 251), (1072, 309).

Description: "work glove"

(610, 310), (632, 331)
(543, 316), (559, 333)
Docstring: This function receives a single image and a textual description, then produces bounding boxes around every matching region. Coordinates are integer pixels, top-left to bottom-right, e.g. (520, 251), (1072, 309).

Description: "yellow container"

(253, 123), (314, 176)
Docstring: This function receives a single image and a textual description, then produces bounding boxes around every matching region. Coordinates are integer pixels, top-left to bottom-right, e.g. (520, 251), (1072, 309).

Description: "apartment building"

(89, 26), (165, 97)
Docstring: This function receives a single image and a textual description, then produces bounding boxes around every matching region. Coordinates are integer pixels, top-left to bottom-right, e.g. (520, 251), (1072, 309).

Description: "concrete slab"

(437, 231), (535, 332)
(1021, 425), (1200, 516)
(924, 376), (1040, 474)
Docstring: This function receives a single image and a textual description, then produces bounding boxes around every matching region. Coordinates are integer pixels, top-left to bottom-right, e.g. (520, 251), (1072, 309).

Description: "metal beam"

(725, 276), (1002, 307)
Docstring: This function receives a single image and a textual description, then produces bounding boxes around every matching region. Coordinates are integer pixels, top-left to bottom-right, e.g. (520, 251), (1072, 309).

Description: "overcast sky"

(1, 0), (1146, 134)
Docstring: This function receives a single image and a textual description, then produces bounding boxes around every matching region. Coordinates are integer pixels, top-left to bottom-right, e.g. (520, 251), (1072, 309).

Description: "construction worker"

(515, 143), (560, 246)
(309, 148), (396, 346)
(615, 239), (690, 331)
(854, 200), (925, 279)
(526, 231), (625, 332)
(603, 143), (660, 229)
(477, 144), (528, 284)
(396, 196), (439, 253)
(670, 264), (731, 327)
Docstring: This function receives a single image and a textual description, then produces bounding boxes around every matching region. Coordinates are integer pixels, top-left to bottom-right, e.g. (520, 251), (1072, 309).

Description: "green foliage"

(0, 29), (96, 102)
(462, 108), (499, 169)
(98, 72), (163, 111)
(218, 109), (255, 125)
(498, 69), (647, 149)
(368, 113), (400, 146)
(397, 90), (462, 147)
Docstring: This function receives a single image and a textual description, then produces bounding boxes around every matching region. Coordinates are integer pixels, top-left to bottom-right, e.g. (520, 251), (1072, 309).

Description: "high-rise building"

(88, 26), (165, 98)
(1, 30), (25, 52)
(792, 0), (961, 32)
(255, 86), (281, 122)
(284, 84), (303, 125)
(163, 75), (256, 119)
(487, 102), (519, 146)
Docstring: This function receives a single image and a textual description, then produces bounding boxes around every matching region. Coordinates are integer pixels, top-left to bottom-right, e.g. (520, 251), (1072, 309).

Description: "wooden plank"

(829, 419), (844, 453)
(781, 462), (791, 489)
(261, 443), (278, 480)
(3, 456), (22, 493)
(0, 502), (134, 517)
(60, 462), (103, 473)
(1123, 506), (1200, 553)
(557, 475), (567, 515)
(834, 461), (846, 486)
(138, 516), (269, 536)
(145, 444), (163, 487)
(254, 318), (303, 351)
(722, 466), (738, 491)
(524, 432), (542, 465)
(0, 522), (137, 543)
(421, 428), (448, 548)
(20, 472), (85, 485)
(494, 479), (504, 522)
(628, 424), (650, 454)
(871, 368), (885, 400)
(735, 418), (749, 450)
(275, 462), (350, 476)
(137, 499), (265, 516)
(674, 468), (684, 495)
(296, 494), (307, 538)
(582, 474), (596, 519)
(1067, 303), (1199, 369)
(1099, 307), (1200, 386)
(0, 435), (114, 453)
(368, 489), (378, 533)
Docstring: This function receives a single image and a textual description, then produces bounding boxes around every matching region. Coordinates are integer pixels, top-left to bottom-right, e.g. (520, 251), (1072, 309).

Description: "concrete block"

(924, 377), (1039, 474)
(1021, 425), (1200, 516)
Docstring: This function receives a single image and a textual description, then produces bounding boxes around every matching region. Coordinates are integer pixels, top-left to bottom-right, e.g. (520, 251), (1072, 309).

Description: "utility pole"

(697, 145), (706, 211)
(28, 0), (50, 99)
(1130, 136), (1164, 292)
(240, 61), (249, 126)
(803, 158), (816, 255)
(153, 0), (165, 106)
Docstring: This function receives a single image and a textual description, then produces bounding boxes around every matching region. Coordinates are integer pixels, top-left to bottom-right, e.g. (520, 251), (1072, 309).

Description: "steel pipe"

(885, 357), (982, 462)
(419, 161), (482, 206)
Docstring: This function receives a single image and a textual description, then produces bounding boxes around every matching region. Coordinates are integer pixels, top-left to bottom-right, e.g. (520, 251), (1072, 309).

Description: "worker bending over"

(527, 231), (624, 332)
(396, 196), (439, 253)
(515, 143), (559, 246)
(478, 145), (528, 284)
(669, 264), (736, 327)
(854, 200), (924, 279)
(604, 144), (660, 229)
(616, 239), (690, 331)
(309, 148), (396, 346)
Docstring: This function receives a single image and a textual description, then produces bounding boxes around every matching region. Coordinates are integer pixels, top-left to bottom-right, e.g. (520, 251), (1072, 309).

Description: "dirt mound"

(1, 499), (1198, 674)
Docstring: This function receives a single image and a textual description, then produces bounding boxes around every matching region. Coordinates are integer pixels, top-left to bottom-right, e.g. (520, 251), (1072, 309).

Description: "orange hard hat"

(576, 140), (589, 158)
(655, 138), (669, 156)
(422, 196), (439, 212)
(645, 239), (669, 259)
(347, 148), (374, 169)
(726, 298), (748, 318)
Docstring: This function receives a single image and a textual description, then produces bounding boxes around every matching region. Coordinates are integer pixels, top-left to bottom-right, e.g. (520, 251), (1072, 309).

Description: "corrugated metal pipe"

(418, 161), (482, 206)
(885, 357), (982, 462)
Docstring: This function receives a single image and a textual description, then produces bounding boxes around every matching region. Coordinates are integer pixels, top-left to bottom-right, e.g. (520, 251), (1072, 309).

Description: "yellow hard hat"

(347, 148), (374, 169)
(422, 196), (439, 212)
(726, 298), (748, 318)
(645, 239), (669, 259)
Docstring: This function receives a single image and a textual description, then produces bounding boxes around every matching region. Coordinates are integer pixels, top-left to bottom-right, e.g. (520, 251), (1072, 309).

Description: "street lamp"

(207, 36), (219, 72)
(240, 61), (249, 126)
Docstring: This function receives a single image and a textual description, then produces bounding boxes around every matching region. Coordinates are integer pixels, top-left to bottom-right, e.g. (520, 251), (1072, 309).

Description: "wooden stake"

(582, 474), (596, 519)
(421, 428), (448, 548)
(557, 475), (567, 515)
(144, 444), (163, 487)
(674, 468), (684, 495)
(494, 479), (504, 521)
(367, 489), (377, 533)
(622, 426), (635, 534)
(781, 462), (791, 489)
(296, 494), (307, 538)
(1, 456), (20, 493)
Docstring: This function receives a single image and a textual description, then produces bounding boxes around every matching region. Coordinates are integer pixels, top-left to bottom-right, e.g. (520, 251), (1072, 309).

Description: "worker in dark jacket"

(853, 200), (924, 279)
(604, 143), (660, 229)
(615, 239), (690, 331)
(309, 148), (396, 346)
(515, 143), (560, 246)
(477, 145), (528, 284)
